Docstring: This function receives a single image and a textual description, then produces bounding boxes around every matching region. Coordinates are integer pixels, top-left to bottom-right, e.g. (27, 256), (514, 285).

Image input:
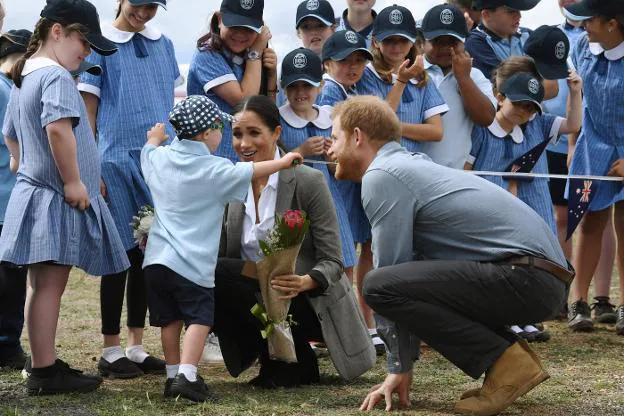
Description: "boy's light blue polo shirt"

(141, 138), (253, 288)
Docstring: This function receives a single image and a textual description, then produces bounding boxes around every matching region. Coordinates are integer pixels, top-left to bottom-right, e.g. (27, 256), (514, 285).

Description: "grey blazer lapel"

(275, 168), (296, 215)
(226, 202), (245, 258)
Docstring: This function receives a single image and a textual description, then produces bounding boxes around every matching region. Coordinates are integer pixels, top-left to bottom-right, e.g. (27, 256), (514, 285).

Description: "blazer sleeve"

(296, 168), (344, 295)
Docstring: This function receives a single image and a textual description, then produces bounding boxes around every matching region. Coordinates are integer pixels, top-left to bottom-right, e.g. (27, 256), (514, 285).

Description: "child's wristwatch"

(246, 50), (262, 61)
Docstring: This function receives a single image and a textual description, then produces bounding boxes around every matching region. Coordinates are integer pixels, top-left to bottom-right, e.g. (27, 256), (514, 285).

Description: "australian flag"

(505, 138), (550, 178)
(566, 179), (597, 241)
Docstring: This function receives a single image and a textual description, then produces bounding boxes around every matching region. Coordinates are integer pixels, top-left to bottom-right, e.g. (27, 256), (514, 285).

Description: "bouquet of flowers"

(251, 210), (311, 363)
(130, 205), (154, 252)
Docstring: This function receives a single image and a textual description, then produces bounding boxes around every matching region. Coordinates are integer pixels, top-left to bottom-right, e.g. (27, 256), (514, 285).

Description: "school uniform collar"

(488, 118), (524, 144)
(340, 9), (377, 38)
(322, 73), (356, 97)
(589, 40), (624, 61)
(101, 22), (162, 44)
(366, 62), (419, 85)
(279, 103), (332, 129)
(223, 49), (245, 66)
(21, 57), (63, 76)
(563, 21), (584, 32)
(170, 137), (211, 156)
(477, 23), (522, 41)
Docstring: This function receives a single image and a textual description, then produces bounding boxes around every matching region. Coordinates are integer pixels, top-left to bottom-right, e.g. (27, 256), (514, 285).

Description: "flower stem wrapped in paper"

(130, 205), (154, 253)
(252, 209), (310, 363)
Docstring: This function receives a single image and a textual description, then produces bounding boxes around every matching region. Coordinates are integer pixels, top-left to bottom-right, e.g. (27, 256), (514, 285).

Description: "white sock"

(368, 328), (378, 336)
(102, 346), (125, 363)
(178, 364), (197, 382)
(523, 325), (539, 333)
(126, 345), (149, 363)
(166, 364), (179, 379)
(510, 325), (524, 334)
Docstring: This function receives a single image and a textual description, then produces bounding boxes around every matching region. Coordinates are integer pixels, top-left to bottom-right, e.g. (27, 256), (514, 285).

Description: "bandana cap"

(169, 95), (235, 139)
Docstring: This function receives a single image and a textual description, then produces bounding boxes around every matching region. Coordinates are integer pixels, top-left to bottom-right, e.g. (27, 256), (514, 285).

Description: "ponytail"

(196, 12), (223, 52)
(11, 18), (52, 88)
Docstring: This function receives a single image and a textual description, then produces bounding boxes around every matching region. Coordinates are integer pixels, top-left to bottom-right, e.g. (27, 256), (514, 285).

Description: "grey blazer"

(220, 165), (375, 380)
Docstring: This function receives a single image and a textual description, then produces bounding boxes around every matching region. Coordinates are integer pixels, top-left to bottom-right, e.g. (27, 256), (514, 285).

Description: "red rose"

(283, 210), (305, 229)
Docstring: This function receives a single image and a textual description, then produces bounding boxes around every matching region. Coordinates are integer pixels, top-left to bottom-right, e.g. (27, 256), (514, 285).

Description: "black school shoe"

(27, 359), (102, 396)
(0, 349), (27, 370)
(135, 355), (166, 375)
(169, 374), (219, 403)
(591, 296), (618, 324)
(97, 357), (142, 379)
(164, 378), (173, 398)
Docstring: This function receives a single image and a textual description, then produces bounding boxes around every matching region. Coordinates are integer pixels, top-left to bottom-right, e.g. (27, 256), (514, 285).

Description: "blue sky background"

(4, 0), (567, 65)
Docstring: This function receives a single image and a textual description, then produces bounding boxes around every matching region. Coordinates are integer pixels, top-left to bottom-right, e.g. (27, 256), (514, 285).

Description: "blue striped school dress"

(279, 104), (356, 267)
(469, 116), (564, 234)
(187, 48), (244, 163)
(358, 63), (449, 153)
(568, 35), (624, 211)
(318, 74), (371, 243)
(78, 24), (181, 251)
(0, 59), (130, 275)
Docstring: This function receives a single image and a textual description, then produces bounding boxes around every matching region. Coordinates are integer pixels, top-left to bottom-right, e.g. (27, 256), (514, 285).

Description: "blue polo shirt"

(141, 138), (253, 288)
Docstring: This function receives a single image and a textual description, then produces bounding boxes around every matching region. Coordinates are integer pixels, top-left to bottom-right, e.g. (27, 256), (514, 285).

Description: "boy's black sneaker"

(135, 355), (166, 375)
(164, 378), (174, 398)
(27, 359), (102, 396)
(97, 357), (142, 379)
(568, 300), (594, 331)
(591, 296), (617, 324)
(170, 373), (218, 403)
(616, 305), (624, 336)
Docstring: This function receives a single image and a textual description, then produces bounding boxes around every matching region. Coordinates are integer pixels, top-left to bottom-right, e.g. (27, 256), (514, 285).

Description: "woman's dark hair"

(11, 19), (86, 87)
(232, 95), (281, 131)
(196, 12), (224, 52)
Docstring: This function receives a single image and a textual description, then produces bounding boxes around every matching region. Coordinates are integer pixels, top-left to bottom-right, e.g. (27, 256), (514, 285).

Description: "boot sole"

(568, 321), (594, 332)
(27, 379), (102, 396)
(595, 315), (617, 324)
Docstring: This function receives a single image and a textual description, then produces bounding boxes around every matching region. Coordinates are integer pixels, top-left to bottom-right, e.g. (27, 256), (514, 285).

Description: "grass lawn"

(1, 269), (624, 416)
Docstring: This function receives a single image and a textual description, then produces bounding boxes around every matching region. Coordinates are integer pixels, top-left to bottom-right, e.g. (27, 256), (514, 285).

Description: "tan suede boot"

(458, 339), (544, 401)
(454, 341), (549, 415)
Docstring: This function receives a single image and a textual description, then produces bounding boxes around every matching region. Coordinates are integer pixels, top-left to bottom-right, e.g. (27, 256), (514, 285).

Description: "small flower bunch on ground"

(130, 205), (154, 252)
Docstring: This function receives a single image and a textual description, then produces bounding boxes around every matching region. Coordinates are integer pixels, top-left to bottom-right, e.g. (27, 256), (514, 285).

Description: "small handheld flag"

(566, 179), (597, 241)
(505, 138), (550, 179)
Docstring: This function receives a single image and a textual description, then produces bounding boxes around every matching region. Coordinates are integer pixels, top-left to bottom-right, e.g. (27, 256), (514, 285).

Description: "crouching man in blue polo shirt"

(328, 95), (573, 416)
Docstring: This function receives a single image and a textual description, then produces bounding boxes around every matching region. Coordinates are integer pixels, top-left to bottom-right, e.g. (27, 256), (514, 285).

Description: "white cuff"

(466, 154), (476, 165)
(424, 104), (450, 120)
(174, 75), (185, 88)
(549, 116), (566, 144)
(203, 74), (237, 93)
(77, 83), (101, 98)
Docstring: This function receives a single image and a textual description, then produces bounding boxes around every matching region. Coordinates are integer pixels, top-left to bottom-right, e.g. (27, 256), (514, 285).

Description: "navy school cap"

(523, 25), (570, 80)
(128, 0), (166, 9)
(421, 4), (468, 42)
(41, 0), (117, 56)
(500, 72), (544, 114)
(281, 47), (323, 89)
(296, 0), (335, 28)
(0, 30), (32, 59)
(372, 5), (418, 43)
(220, 0), (264, 34)
(564, 0), (624, 21)
(169, 95), (236, 140)
(472, 0), (541, 11)
(322, 30), (373, 62)
(70, 60), (102, 77)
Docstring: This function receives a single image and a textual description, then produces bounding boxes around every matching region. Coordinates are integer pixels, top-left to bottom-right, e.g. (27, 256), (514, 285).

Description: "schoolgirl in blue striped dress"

(278, 47), (356, 269)
(563, 0), (624, 333)
(357, 5), (449, 154)
(187, 0), (276, 163)
(78, 0), (176, 378)
(0, 0), (129, 393)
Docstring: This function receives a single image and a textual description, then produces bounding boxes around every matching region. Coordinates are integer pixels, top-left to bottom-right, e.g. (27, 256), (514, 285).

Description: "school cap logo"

(345, 31), (359, 44)
(240, 0), (254, 10)
(528, 78), (540, 94)
(293, 53), (308, 69)
(306, 0), (319, 10)
(440, 9), (454, 25)
(389, 9), (403, 25)
(555, 41), (566, 60)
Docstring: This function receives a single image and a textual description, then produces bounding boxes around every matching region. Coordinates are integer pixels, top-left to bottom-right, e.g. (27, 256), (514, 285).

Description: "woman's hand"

(397, 55), (424, 83)
(64, 180), (90, 211)
(250, 26), (272, 54)
(297, 136), (326, 157)
(271, 274), (318, 299)
(146, 123), (169, 146)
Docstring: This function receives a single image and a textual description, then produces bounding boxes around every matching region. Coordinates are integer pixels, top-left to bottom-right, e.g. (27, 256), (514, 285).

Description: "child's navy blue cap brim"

(423, 30), (465, 43)
(221, 12), (263, 33)
(326, 47), (373, 62)
(373, 31), (417, 44)
(506, 95), (543, 114)
(296, 14), (334, 28)
(128, 0), (167, 9)
(281, 76), (321, 89)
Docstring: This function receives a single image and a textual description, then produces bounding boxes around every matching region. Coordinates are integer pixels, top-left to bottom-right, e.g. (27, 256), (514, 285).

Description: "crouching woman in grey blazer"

(214, 96), (375, 388)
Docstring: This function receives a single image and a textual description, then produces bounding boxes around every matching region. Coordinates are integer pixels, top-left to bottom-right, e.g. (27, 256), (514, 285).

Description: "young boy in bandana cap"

(141, 95), (302, 403)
